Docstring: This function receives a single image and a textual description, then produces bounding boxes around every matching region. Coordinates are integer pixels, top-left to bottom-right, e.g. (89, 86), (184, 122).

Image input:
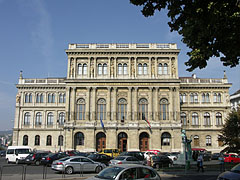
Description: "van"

(99, 149), (120, 158)
(6, 146), (32, 164)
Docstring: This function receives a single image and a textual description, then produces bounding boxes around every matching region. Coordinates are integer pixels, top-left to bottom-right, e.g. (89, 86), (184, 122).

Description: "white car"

(6, 146), (32, 164)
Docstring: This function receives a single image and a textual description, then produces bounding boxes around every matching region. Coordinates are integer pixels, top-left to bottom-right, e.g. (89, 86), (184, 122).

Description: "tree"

(130, 0), (240, 71)
(220, 107), (240, 153)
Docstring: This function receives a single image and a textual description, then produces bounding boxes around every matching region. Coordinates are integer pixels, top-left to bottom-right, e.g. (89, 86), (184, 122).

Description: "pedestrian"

(147, 152), (151, 166)
(197, 155), (204, 172)
(219, 153), (225, 172)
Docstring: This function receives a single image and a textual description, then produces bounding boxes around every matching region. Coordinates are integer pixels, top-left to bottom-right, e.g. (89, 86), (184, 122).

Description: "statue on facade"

(172, 59), (176, 77)
(70, 62), (74, 77)
(151, 65), (155, 76)
(110, 64), (114, 77)
(91, 65), (94, 77)
(16, 93), (21, 103)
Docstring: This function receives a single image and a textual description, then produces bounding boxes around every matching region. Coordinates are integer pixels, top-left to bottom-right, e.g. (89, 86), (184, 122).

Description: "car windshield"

(15, 149), (30, 154)
(95, 167), (124, 179)
(115, 156), (125, 160)
(231, 164), (240, 173)
(104, 150), (113, 153)
(88, 154), (97, 158)
(59, 157), (70, 161)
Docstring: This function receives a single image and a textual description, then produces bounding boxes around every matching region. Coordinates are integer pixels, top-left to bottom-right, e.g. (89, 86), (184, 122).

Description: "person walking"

(146, 152), (151, 166)
(219, 153), (225, 172)
(197, 155), (204, 172)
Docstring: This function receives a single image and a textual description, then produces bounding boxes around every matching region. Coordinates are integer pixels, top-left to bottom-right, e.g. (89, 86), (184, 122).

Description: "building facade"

(230, 89), (240, 110)
(12, 43), (231, 153)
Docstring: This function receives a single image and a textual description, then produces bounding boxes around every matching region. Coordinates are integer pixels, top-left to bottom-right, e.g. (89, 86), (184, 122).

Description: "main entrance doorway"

(96, 132), (106, 152)
(139, 132), (149, 151)
(118, 132), (128, 152)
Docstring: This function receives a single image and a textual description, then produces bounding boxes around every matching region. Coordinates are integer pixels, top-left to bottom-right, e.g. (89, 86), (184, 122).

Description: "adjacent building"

(230, 89), (240, 110)
(12, 43), (231, 153)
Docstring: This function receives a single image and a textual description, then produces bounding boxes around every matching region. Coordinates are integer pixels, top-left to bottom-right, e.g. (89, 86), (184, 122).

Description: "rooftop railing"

(18, 78), (65, 85)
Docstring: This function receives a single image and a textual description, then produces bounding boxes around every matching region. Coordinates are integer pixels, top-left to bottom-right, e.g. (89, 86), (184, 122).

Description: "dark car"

(41, 152), (68, 166)
(203, 152), (212, 161)
(88, 153), (113, 165)
(24, 152), (50, 165)
(119, 151), (145, 161)
(211, 153), (221, 160)
(217, 163), (240, 180)
(0, 150), (6, 157)
(152, 155), (173, 169)
(65, 150), (89, 157)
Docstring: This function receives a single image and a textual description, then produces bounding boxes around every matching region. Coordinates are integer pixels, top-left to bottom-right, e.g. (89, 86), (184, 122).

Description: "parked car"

(202, 152), (212, 161)
(109, 156), (143, 166)
(119, 151), (145, 161)
(211, 153), (221, 160)
(65, 150), (89, 157)
(88, 153), (113, 165)
(217, 163), (240, 180)
(51, 156), (106, 174)
(24, 152), (50, 165)
(152, 155), (173, 169)
(41, 152), (68, 166)
(6, 146), (32, 164)
(0, 150), (6, 157)
(99, 149), (120, 158)
(86, 164), (161, 180)
(224, 153), (240, 163)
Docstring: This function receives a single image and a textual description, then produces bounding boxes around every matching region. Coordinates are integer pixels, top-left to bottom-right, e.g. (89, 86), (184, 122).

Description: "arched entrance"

(118, 132), (128, 152)
(139, 132), (149, 151)
(74, 132), (84, 150)
(96, 132), (106, 152)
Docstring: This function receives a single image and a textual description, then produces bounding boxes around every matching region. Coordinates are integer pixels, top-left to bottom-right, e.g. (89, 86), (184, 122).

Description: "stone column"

(149, 87), (153, 121)
(113, 87), (117, 121)
(155, 88), (159, 121)
(155, 57), (158, 78)
(71, 87), (76, 122)
(74, 58), (77, 78)
(129, 58), (131, 78)
(134, 87), (138, 120)
(108, 58), (111, 78)
(128, 87), (132, 121)
(114, 57), (117, 78)
(134, 57), (137, 78)
(92, 87), (96, 121)
(169, 87), (173, 121)
(94, 57), (97, 78)
(67, 57), (71, 78)
(86, 87), (90, 121)
(65, 87), (71, 122)
(149, 57), (152, 78)
(107, 87), (111, 121)
(88, 58), (91, 78)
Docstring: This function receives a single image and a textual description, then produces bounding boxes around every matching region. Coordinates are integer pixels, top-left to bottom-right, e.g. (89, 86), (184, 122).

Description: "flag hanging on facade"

(142, 113), (152, 133)
(100, 117), (106, 132)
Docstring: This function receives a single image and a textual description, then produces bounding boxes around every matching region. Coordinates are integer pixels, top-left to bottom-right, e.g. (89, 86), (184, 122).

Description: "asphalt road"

(0, 157), (220, 180)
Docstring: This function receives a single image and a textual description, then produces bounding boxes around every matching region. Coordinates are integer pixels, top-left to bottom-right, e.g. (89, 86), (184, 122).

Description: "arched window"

(58, 135), (63, 146)
(36, 93), (40, 103)
(78, 64), (82, 75)
(103, 63), (107, 75)
(118, 64), (123, 75)
(216, 112), (222, 125)
(97, 98), (106, 120)
(192, 112), (199, 125)
(143, 63), (148, 75)
(214, 93), (221, 102)
(193, 135), (199, 146)
(25, 93), (32, 103)
(74, 132), (84, 146)
(59, 93), (65, 103)
(40, 94), (44, 103)
(123, 64), (128, 75)
(163, 63), (168, 74)
(139, 98), (148, 120)
(190, 93), (198, 103)
(206, 135), (212, 146)
(24, 112), (30, 125)
(138, 64), (143, 75)
(158, 63), (163, 74)
(98, 64), (102, 75)
(204, 112), (211, 125)
(180, 93), (186, 103)
(118, 98), (127, 122)
(48, 93), (55, 103)
(35, 135), (40, 146)
(23, 135), (28, 146)
(83, 64), (87, 75)
(181, 112), (187, 125)
(35, 112), (42, 125)
(46, 135), (52, 146)
(76, 98), (85, 120)
(161, 132), (171, 146)
(160, 98), (169, 120)
(58, 112), (65, 125)
(205, 93), (210, 102)
(47, 112), (54, 126)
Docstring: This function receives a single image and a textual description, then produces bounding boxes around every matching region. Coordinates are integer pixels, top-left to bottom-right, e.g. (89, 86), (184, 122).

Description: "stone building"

(230, 89), (240, 110)
(12, 43), (231, 153)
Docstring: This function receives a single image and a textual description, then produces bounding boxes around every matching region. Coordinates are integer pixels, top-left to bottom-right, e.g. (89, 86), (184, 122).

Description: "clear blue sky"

(0, 0), (239, 131)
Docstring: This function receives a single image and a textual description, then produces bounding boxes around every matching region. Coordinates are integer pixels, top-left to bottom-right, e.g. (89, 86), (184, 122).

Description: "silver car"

(86, 164), (161, 180)
(51, 156), (106, 174)
(109, 156), (143, 166)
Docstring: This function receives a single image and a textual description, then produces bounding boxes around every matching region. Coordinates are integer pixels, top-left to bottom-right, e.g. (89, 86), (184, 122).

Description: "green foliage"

(130, 0), (240, 71)
(220, 107), (240, 153)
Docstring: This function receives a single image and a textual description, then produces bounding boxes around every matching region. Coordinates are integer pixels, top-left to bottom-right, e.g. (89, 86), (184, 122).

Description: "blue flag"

(100, 118), (106, 132)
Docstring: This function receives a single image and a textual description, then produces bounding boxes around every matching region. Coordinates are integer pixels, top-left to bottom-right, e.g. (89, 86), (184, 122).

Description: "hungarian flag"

(142, 114), (152, 133)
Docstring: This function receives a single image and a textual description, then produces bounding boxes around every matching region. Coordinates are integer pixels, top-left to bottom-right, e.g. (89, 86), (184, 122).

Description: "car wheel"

(35, 161), (40, 166)
(156, 164), (160, 169)
(95, 166), (102, 173)
(65, 167), (73, 174)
